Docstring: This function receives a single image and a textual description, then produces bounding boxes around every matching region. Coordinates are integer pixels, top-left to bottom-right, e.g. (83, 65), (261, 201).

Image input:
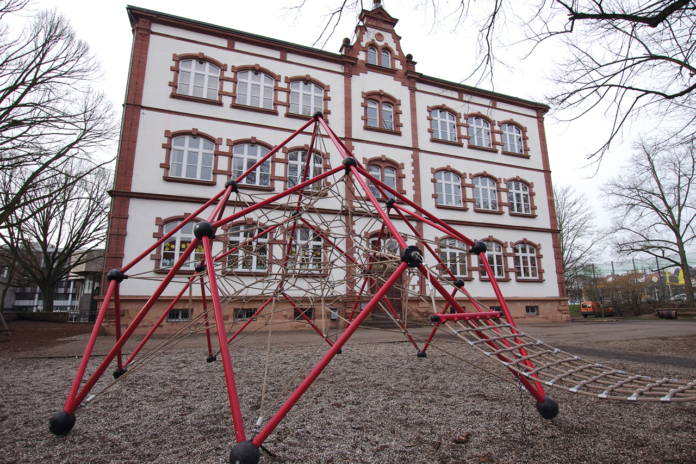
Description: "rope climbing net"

(48, 113), (696, 464)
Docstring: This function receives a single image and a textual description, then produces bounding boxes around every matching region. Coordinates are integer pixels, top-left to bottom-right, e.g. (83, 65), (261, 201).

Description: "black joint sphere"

(195, 264), (207, 273)
(194, 221), (216, 240)
(229, 440), (260, 464)
(49, 411), (76, 436)
(225, 179), (239, 192)
(206, 354), (217, 363)
(312, 110), (324, 120)
(454, 278), (465, 288)
(106, 269), (126, 283)
(342, 156), (358, 172)
(112, 367), (127, 379)
(536, 396), (559, 420)
(292, 210), (302, 217)
(469, 240), (487, 255)
(401, 245), (423, 268)
(430, 314), (440, 323)
(417, 350), (427, 358)
(385, 198), (396, 209)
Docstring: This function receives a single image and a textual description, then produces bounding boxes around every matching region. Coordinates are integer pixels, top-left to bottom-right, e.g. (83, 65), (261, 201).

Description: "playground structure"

(49, 113), (696, 464)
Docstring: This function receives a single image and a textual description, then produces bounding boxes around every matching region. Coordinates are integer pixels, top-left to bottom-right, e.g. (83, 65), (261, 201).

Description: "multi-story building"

(106, 4), (569, 335)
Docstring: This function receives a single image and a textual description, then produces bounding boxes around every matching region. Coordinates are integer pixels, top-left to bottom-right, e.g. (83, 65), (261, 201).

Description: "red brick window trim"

(431, 166), (468, 211)
(228, 137), (281, 192)
(220, 219), (272, 276)
(504, 176), (538, 218)
(434, 235), (473, 281)
(161, 129), (226, 186)
(463, 112), (501, 153)
(151, 214), (207, 274)
(512, 239), (545, 282)
(361, 90), (403, 135)
(169, 53), (228, 106)
(427, 105), (464, 146)
(229, 64), (281, 115)
(471, 237), (512, 282)
(361, 155), (406, 201)
(281, 75), (332, 121)
(280, 145), (332, 194)
(469, 172), (505, 215)
(365, 40), (396, 69)
(498, 119), (530, 158)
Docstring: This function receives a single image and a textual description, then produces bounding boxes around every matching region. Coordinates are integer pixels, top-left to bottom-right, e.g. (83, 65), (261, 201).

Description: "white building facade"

(105, 5), (569, 334)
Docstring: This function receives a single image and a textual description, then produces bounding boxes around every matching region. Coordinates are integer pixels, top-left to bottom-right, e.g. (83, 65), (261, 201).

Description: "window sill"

(502, 150), (531, 159)
(473, 208), (505, 215)
(509, 212), (538, 218)
(224, 271), (270, 277)
(285, 112), (325, 122)
(236, 183), (274, 192)
(478, 276), (511, 283)
(230, 103), (279, 116)
(289, 188), (329, 198)
(364, 125), (402, 136)
(365, 63), (397, 74)
(436, 203), (469, 211)
(516, 277), (545, 283)
(468, 145), (498, 154)
(431, 138), (464, 147)
(155, 269), (196, 275)
(170, 93), (223, 106)
(163, 176), (216, 186)
(441, 275), (474, 282)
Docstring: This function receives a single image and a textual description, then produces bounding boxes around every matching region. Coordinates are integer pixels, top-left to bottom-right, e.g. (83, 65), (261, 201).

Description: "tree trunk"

(41, 284), (55, 313)
(680, 254), (694, 307)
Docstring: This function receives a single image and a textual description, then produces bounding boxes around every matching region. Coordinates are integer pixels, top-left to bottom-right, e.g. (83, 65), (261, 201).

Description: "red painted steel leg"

(114, 285), (123, 370)
(281, 293), (333, 347)
(200, 278), (213, 357)
(63, 280), (117, 409)
(252, 262), (409, 447)
(202, 236), (247, 443)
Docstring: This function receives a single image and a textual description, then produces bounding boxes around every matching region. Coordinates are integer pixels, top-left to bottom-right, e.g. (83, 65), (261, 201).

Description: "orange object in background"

(580, 301), (614, 318)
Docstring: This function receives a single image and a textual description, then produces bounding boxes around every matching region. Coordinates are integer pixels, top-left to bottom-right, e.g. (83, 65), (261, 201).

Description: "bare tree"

(0, 164), (110, 312)
(602, 139), (696, 307)
(286, 1), (696, 158)
(0, 4), (117, 229)
(554, 184), (602, 291)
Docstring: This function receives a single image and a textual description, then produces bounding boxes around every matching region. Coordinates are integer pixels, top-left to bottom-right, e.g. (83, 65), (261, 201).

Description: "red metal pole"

(252, 262), (409, 447)
(200, 278), (213, 357)
(114, 285), (123, 370)
(202, 236), (247, 443)
(226, 296), (274, 345)
(63, 280), (116, 409)
(281, 293), (333, 347)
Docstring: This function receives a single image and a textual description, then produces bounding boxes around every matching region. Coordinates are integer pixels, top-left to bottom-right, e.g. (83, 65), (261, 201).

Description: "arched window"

(435, 171), (462, 207)
(369, 236), (400, 255)
(507, 181), (531, 214)
(480, 241), (505, 278)
(514, 243), (538, 279)
(367, 46), (378, 65)
(289, 228), (322, 272)
(473, 177), (497, 210)
(366, 100), (379, 127)
(367, 164), (396, 199)
(170, 136), (214, 181)
(382, 103), (393, 130)
(381, 49), (391, 68)
(237, 71), (274, 109)
(502, 123), (524, 154)
(439, 238), (467, 277)
(367, 100), (394, 130)
(227, 224), (268, 272)
(468, 117), (492, 148)
(232, 144), (271, 187)
(288, 150), (323, 191)
(177, 60), (220, 99)
(161, 220), (204, 270)
(289, 81), (323, 116)
(431, 110), (457, 142)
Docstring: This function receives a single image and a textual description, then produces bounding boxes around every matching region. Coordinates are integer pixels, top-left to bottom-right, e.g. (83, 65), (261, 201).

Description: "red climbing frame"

(49, 113), (547, 461)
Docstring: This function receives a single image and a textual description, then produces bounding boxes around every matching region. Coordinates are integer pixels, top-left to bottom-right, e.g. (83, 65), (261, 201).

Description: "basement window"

(525, 306), (539, 316)
(167, 308), (190, 322)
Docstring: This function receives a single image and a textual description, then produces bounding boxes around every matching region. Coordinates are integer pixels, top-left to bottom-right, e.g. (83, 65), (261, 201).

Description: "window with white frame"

(431, 110), (457, 142)
(381, 49), (391, 68)
(237, 71), (274, 109)
(479, 241), (505, 278)
(232, 144), (271, 187)
(367, 46), (378, 65)
(369, 236), (400, 256)
(289, 81), (323, 116)
(288, 150), (323, 190)
(508, 181), (531, 214)
(234, 308), (256, 320)
(167, 308), (190, 322)
(468, 117), (492, 148)
(289, 228), (322, 272)
(177, 60), (220, 100)
(514, 243), (539, 279)
(227, 225), (268, 272)
(435, 171), (462, 207)
(367, 165), (396, 199)
(366, 100), (394, 130)
(382, 103), (394, 130)
(502, 124), (524, 154)
(367, 100), (379, 128)
(439, 238), (467, 277)
(161, 220), (204, 269)
(473, 177), (498, 210)
(170, 136), (215, 181)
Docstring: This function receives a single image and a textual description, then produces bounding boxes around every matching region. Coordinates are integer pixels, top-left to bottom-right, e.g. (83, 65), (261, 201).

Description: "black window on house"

(167, 308), (190, 322)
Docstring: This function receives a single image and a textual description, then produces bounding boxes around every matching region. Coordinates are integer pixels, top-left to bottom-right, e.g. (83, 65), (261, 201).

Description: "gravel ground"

(3, 333), (696, 463)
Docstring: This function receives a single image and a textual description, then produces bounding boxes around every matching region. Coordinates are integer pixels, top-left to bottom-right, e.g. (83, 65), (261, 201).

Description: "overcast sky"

(24, 0), (641, 229)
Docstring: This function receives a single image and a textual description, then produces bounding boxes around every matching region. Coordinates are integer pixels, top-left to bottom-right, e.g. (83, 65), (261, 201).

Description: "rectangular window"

(234, 308), (256, 321)
(490, 306), (502, 312)
(167, 308), (190, 322)
(525, 306), (539, 316)
(294, 307), (314, 321)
